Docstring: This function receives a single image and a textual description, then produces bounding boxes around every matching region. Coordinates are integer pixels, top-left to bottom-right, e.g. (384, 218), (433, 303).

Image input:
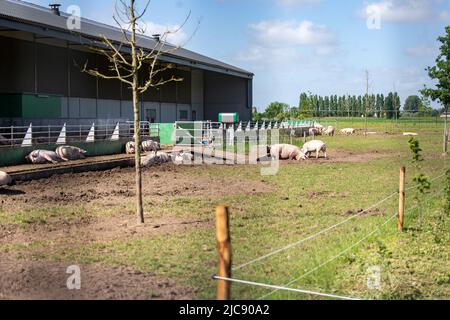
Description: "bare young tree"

(82, 0), (194, 224)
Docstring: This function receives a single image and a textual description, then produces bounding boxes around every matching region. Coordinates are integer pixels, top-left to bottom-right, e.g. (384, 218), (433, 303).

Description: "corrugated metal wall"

(0, 35), (251, 124)
(204, 71), (252, 122)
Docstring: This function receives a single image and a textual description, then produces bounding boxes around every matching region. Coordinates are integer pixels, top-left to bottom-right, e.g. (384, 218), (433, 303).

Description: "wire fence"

(213, 171), (448, 300)
(232, 191), (398, 272)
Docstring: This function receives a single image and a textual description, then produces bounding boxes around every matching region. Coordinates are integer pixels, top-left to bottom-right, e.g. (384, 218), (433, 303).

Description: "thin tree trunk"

(444, 105), (449, 154)
(130, 0), (144, 224)
(133, 83), (144, 224)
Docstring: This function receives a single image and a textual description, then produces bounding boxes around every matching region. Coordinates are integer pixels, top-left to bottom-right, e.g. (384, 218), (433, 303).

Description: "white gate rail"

(0, 121), (160, 148)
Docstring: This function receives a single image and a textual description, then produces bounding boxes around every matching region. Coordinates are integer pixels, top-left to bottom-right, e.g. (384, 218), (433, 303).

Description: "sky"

(27, 0), (450, 111)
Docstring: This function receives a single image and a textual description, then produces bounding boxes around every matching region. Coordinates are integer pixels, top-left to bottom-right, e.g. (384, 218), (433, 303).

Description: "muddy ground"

(0, 161), (277, 300)
(0, 256), (194, 300)
(0, 149), (387, 300)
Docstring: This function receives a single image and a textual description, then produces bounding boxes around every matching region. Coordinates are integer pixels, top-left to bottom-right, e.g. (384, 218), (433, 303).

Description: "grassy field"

(0, 120), (448, 300)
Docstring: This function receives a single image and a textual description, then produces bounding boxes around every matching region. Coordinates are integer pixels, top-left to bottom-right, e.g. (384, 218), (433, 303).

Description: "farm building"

(0, 0), (253, 127)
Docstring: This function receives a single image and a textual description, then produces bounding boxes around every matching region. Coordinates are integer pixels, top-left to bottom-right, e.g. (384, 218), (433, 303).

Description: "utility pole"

(364, 70), (370, 135)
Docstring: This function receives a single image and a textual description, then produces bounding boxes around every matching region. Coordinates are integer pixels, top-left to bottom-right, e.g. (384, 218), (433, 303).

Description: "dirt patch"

(0, 164), (274, 210)
(325, 150), (391, 163)
(0, 254), (194, 300)
(0, 211), (212, 245)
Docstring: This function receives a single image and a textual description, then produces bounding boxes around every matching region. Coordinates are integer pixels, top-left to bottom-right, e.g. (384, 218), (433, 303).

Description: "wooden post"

(216, 205), (232, 300)
(398, 167), (406, 232)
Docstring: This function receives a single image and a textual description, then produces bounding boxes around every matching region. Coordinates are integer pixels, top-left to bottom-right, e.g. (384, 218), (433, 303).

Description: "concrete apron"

(2, 151), (174, 182)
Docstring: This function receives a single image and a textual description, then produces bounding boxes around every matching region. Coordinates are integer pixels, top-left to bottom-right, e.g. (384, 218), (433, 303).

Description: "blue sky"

(28, 0), (450, 110)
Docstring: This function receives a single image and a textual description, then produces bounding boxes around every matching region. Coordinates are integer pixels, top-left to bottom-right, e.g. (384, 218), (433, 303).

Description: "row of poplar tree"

(297, 92), (402, 118)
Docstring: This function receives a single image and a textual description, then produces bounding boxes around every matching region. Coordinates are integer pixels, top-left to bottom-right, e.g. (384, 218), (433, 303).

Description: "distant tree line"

(253, 93), (441, 121)
(297, 92), (403, 119)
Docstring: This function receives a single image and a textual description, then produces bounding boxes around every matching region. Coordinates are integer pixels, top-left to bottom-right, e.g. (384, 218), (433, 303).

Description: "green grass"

(1, 122), (448, 300)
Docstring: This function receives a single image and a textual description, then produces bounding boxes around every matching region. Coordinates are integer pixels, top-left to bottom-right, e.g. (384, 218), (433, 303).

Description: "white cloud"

(138, 21), (188, 46)
(249, 20), (336, 48)
(235, 19), (338, 75)
(405, 45), (437, 57)
(235, 45), (302, 68)
(361, 0), (447, 22)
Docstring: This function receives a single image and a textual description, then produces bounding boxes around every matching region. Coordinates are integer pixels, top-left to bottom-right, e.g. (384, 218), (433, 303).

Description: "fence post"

(398, 167), (406, 232)
(216, 205), (232, 300)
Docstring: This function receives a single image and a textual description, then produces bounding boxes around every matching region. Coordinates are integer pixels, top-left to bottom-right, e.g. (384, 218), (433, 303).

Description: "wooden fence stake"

(398, 167), (406, 232)
(216, 205), (232, 300)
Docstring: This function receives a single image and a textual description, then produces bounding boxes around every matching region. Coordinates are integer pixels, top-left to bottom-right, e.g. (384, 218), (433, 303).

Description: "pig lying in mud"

(55, 146), (87, 161)
(0, 171), (13, 187)
(173, 151), (194, 165)
(25, 150), (63, 164)
(141, 152), (172, 167)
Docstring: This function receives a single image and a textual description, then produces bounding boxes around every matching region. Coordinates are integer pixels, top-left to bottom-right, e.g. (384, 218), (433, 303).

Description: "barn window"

(179, 110), (188, 121)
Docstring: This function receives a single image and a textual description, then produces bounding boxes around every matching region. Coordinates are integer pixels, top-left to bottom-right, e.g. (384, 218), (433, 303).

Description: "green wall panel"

(159, 123), (175, 145)
(21, 94), (61, 119)
(0, 94), (61, 119)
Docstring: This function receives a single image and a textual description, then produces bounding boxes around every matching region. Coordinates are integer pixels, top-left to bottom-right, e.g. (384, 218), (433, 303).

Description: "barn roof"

(0, 0), (253, 79)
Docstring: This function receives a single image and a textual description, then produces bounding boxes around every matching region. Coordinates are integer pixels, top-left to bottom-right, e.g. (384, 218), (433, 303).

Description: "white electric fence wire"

(211, 178), (446, 301)
(234, 170), (447, 272)
(258, 207), (418, 300)
(213, 276), (361, 301)
(233, 191), (398, 271)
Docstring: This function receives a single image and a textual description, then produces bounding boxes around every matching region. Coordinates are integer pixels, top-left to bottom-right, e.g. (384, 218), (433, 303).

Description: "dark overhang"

(0, 0), (254, 79)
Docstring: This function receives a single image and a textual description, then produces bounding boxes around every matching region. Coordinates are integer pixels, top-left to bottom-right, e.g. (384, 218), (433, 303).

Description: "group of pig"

(126, 140), (161, 155)
(309, 124), (336, 137)
(1, 145), (86, 187)
(269, 140), (327, 161)
(126, 139), (194, 167)
(25, 146), (87, 164)
(309, 124), (357, 137)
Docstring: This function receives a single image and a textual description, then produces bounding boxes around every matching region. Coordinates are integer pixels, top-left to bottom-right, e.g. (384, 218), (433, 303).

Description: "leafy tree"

(252, 111), (263, 122)
(420, 26), (450, 153)
(324, 96), (330, 116)
(298, 92), (312, 117)
(264, 102), (290, 120)
(404, 95), (423, 114)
